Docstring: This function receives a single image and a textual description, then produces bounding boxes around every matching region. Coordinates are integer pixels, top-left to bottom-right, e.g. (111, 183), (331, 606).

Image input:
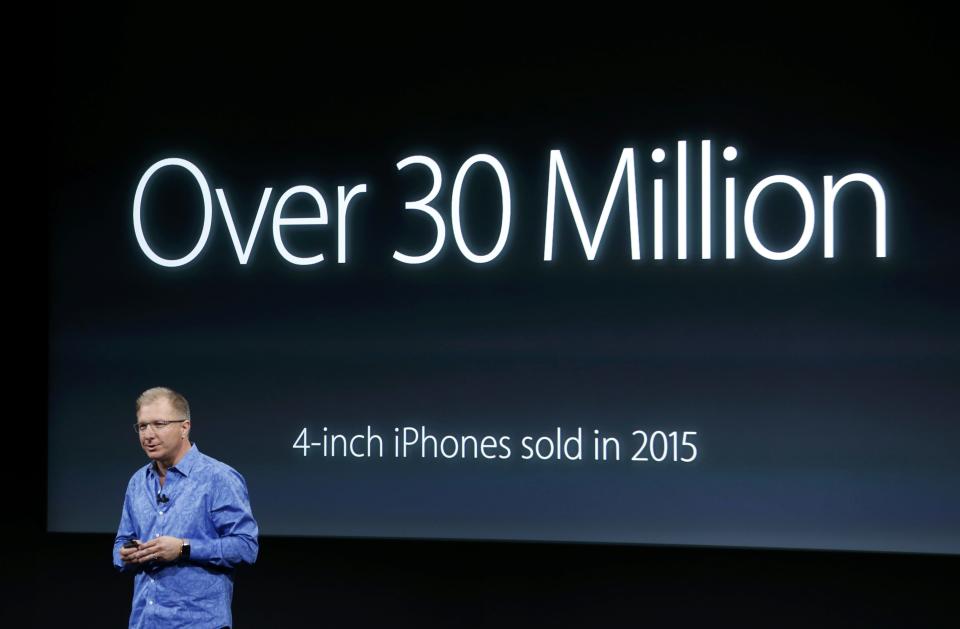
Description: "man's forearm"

(188, 535), (258, 568)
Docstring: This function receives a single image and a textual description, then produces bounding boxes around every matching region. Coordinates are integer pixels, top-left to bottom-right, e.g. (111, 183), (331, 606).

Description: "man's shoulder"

(193, 449), (246, 484)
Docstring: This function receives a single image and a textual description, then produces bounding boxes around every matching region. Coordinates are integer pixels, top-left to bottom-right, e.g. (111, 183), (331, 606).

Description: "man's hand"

(119, 541), (141, 564)
(130, 536), (184, 564)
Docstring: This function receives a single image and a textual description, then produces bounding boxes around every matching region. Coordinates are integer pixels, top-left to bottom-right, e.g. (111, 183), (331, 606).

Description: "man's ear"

(182, 420), (190, 439)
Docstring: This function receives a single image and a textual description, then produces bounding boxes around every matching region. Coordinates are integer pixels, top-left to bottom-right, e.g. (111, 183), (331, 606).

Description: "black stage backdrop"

(43, 6), (956, 625)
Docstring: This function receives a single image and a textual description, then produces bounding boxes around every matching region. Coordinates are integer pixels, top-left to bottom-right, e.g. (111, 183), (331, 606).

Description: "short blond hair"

(136, 386), (191, 421)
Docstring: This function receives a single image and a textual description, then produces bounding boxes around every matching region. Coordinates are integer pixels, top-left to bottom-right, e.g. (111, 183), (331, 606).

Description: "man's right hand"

(119, 541), (141, 564)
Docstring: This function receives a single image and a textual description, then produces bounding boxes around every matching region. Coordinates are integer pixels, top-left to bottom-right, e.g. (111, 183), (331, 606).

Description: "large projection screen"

(48, 15), (959, 554)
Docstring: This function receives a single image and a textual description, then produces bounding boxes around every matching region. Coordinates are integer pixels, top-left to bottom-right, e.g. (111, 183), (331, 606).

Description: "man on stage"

(113, 387), (259, 628)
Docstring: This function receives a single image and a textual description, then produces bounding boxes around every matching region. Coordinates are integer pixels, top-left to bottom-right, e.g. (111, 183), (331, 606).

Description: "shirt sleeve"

(112, 478), (142, 574)
(190, 468), (259, 568)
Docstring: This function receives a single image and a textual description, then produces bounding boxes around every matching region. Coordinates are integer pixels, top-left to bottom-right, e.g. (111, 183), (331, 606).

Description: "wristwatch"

(179, 538), (191, 562)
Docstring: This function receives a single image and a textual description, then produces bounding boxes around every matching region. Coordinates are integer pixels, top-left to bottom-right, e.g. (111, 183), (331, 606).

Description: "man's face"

(136, 397), (189, 462)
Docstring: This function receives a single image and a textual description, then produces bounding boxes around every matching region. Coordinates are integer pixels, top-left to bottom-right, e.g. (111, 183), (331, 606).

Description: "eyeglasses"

(134, 420), (187, 434)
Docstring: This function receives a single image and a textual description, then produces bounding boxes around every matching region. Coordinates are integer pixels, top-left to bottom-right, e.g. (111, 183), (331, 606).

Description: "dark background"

(41, 6), (957, 626)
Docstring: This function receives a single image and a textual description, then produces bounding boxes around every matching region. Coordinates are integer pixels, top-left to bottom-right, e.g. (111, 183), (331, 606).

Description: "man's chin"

(144, 447), (163, 459)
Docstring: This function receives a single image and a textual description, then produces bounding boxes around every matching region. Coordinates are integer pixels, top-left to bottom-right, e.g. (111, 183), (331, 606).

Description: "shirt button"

(158, 511), (163, 515)
(155, 534), (160, 537)
(148, 600), (154, 605)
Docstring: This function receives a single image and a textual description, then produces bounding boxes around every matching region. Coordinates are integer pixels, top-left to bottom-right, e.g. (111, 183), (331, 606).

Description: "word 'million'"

(132, 141), (887, 268)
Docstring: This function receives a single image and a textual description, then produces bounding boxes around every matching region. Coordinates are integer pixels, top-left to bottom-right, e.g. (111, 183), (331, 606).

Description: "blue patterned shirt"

(113, 443), (259, 628)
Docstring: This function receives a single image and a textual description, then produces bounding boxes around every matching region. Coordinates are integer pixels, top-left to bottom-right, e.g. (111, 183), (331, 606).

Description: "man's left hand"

(132, 536), (183, 563)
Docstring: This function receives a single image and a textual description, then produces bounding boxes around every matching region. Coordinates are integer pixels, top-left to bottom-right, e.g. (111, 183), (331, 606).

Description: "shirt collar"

(147, 442), (200, 478)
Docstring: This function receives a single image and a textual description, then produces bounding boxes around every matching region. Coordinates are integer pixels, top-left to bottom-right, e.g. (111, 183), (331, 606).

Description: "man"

(113, 387), (259, 628)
